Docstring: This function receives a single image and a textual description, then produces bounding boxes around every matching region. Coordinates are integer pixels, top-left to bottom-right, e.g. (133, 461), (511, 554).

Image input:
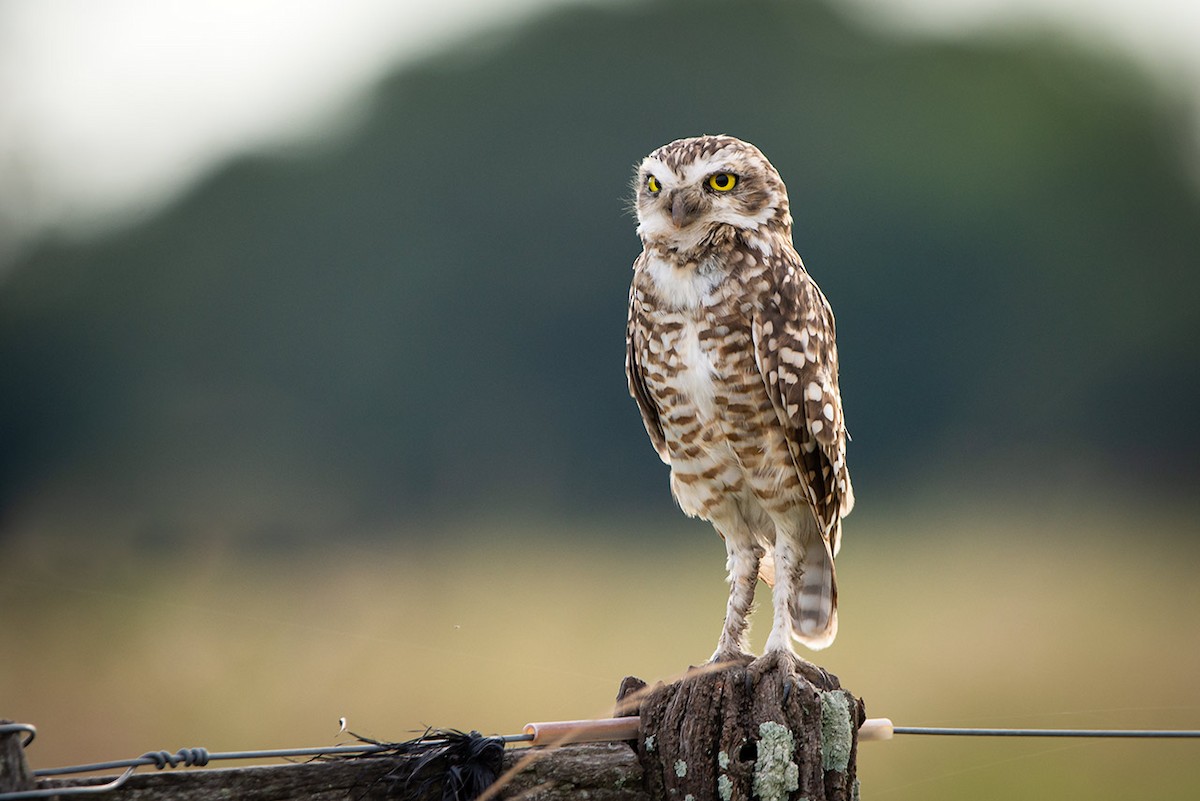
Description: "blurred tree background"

(3, 0), (1197, 543)
(1, 0), (1198, 797)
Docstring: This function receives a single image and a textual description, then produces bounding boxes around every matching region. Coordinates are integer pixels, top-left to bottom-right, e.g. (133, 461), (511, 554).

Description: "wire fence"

(0, 723), (534, 800)
(891, 726), (1200, 738)
(2, 717), (1198, 801)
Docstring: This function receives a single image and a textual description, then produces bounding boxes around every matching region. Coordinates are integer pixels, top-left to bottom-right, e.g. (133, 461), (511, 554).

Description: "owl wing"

(626, 265), (669, 464)
(752, 253), (854, 552)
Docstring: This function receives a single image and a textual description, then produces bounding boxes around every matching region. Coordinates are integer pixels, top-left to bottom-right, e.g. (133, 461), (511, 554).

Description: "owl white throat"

(643, 253), (726, 312)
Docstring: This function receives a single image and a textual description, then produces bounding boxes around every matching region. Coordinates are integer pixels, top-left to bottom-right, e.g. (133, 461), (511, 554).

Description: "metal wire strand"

(2, 735), (524, 801)
(35, 748), (211, 778)
(0, 768), (136, 800)
(894, 726), (1200, 738)
(30, 736), (530, 780)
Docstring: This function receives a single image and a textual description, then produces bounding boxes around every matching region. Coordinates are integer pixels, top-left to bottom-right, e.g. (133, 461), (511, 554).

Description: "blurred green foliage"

(2, 0), (1198, 542)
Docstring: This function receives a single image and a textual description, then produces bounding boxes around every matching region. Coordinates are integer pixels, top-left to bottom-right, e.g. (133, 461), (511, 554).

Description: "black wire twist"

(138, 748), (210, 769)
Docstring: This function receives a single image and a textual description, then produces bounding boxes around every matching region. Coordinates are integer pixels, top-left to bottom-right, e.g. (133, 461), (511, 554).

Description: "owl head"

(633, 135), (792, 252)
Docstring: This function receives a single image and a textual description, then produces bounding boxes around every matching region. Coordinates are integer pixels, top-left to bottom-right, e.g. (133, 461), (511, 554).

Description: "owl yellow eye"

(646, 175), (661, 194)
(708, 172), (737, 192)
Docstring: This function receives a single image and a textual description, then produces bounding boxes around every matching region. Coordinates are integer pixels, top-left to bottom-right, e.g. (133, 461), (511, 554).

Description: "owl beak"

(669, 191), (700, 229)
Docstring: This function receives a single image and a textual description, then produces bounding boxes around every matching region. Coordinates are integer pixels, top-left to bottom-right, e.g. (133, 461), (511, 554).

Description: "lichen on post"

(753, 722), (800, 801)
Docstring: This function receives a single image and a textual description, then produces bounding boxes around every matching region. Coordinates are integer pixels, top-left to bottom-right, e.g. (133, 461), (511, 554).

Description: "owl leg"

(763, 534), (800, 656)
(710, 529), (761, 665)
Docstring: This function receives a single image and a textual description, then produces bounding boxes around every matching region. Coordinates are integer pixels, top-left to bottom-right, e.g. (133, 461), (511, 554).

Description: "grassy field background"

(3, 498), (1198, 798)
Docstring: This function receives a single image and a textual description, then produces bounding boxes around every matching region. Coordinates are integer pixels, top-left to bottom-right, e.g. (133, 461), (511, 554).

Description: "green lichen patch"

(644, 734), (656, 752)
(752, 721), (799, 801)
(675, 759), (688, 777)
(718, 773), (734, 801)
(718, 750), (730, 770)
(819, 690), (853, 773)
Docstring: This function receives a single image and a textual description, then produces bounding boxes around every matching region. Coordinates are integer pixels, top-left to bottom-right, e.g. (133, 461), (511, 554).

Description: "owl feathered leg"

(710, 521), (762, 664)
(764, 534), (801, 655)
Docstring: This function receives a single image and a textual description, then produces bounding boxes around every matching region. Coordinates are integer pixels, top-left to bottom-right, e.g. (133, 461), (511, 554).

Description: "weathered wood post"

(1, 661), (865, 800)
(0, 721), (36, 794)
(620, 656), (865, 801)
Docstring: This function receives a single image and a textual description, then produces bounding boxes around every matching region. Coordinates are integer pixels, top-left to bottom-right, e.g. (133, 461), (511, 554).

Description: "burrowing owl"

(625, 135), (853, 662)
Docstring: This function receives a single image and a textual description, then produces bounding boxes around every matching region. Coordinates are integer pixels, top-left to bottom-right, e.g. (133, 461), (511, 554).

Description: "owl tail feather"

(790, 536), (838, 651)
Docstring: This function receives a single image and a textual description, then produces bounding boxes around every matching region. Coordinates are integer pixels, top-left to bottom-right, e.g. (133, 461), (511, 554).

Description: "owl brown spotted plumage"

(625, 135), (854, 662)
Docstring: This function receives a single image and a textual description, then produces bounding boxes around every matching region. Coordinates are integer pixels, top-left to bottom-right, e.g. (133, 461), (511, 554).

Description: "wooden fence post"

(627, 655), (864, 801)
(0, 720), (36, 794)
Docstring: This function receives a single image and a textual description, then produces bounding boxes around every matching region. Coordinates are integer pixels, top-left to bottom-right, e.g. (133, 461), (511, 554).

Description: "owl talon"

(799, 662), (837, 691)
(782, 677), (793, 704)
(743, 671), (754, 696)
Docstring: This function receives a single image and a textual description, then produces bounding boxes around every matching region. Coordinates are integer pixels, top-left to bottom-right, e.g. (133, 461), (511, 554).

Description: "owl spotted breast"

(625, 135), (854, 662)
